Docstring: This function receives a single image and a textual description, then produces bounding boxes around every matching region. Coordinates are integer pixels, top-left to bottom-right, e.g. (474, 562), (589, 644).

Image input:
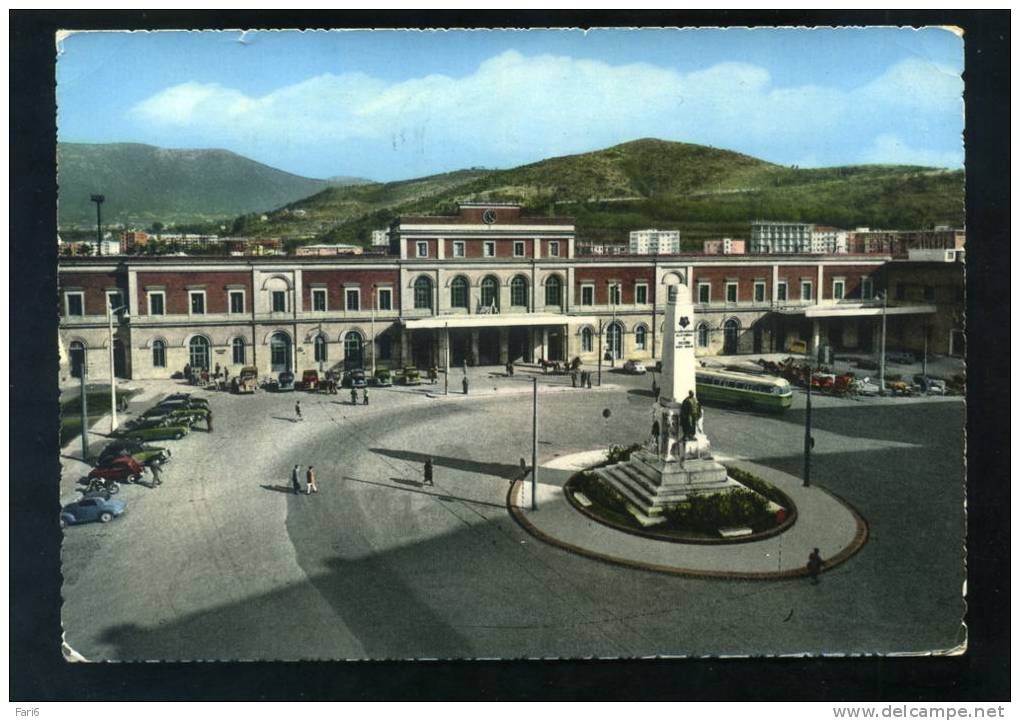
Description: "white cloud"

(129, 50), (963, 176)
(861, 134), (963, 168)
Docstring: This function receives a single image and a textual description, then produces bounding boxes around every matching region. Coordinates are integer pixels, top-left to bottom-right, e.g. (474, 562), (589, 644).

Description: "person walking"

(206, 409), (214, 433)
(807, 548), (824, 584)
(586, 370), (593, 389)
(362, 388), (369, 405)
(149, 462), (163, 488)
(462, 376), (469, 395)
(306, 465), (318, 494)
(423, 458), (434, 487)
(291, 465), (301, 495)
(350, 387), (358, 405)
(295, 400), (303, 422)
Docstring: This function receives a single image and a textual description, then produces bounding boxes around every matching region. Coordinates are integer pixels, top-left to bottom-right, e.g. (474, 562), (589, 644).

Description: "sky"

(56, 28), (964, 182)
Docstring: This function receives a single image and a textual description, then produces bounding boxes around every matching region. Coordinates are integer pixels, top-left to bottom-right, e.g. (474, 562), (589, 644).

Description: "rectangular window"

(312, 289), (327, 312)
(861, 278), (873, 299)
(833, 279), (845, 300)
(229, 290), (245, 314)
(580, 284), (594, 306)
(698, 283), (711, 304)
(635, 283), (648, 304)
(189, 291), (206, 315)
(416, 241), (429, 258)
(513, 241), (525, 257)
(484, 241), (495, 258)
(377, 288), (392, 311)
(608, 283), (621, 305)
(753, 281), (766, 303)
(452, 241), (465, 257)
(107, 291), (123, 311)
(725, 282), (738, 303)
(777, 281), (788, 302)
(148, 292), (165, 316)
(66, 292), (84, 317)
(548, 241), (560, 257)
(801, 281), (813, 301)
(345, 288), (360, 311)
(271, 290), (286, 312)
(232, 339), (245, 365)
(152, 343), (166, 368)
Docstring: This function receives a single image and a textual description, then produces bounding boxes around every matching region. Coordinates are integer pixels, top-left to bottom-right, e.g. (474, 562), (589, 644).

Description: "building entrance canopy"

(776, 303), (937, 319)
(401, 313), (594, 330)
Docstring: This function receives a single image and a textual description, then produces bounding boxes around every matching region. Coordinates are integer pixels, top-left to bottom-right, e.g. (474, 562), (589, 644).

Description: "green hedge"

(662, 489), (772, 535)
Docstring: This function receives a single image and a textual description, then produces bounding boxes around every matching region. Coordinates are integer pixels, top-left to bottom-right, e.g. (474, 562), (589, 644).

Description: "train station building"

(57, 203), (959, 382)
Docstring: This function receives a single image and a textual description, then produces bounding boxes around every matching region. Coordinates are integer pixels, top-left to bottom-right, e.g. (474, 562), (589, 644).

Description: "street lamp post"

(804, 347), (815, 487)
(80, 364), (90, 461)
(531, 375), (538, 511)
(90, 194), (105, 257)
(444, 322), (450, 396)
(878, 291), (888, 395)
(597, 320), (604, 387)
(107, 302), (127, 433)
(370, 286), (377, 377)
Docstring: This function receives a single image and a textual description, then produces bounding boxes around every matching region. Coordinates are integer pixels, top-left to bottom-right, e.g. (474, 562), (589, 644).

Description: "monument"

(595, 282), (752, 526)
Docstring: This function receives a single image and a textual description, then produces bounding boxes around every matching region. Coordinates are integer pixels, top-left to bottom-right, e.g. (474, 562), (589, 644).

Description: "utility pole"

(370, 286), (377, 377)
(878, 291), (888, 395)
(90, 194), (105, 257)
(531, 375), (538, 511)
(597, 320), (603, 387)
(804, 348), (815, 487)
(80, 364), (90, 461)
(444, 322), (450, 396)
(107, 302), (127, 433)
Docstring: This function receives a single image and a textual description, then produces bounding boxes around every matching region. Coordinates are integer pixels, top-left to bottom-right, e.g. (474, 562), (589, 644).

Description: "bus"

(695, 367), (793, 412)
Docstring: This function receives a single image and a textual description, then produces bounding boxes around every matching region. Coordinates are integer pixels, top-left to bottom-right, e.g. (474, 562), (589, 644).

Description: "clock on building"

(482, 208), (497, 224)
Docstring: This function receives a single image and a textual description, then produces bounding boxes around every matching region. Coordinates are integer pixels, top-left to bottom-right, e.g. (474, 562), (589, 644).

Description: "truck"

(232, 366), (258, 394)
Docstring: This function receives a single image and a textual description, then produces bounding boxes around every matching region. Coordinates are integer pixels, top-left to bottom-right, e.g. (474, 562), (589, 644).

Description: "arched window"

(413, 276), (433, 310)
(480, 276), (499, 310)
(724, 318), (740, 354)
(344, 331), (364, 369)
(606, 322), (623, 360)
(189, 336), (210, 369)
(581, 327), (594, 353)
(697, 322), (709, 348)
(232, 337), (246, 365)
(545, 275), (562, 307)
(270, 332), (291, 373)
(635, 325), (647, 351)
(510, 275), (528, 307)
(69, 341), (86, 378)
(152, 339), (166, 368)
(450, 276), (469, 309)
(314, 334), (328, 363)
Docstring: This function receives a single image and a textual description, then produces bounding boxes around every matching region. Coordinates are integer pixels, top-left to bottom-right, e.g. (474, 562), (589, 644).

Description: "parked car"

(851, 377), (881, 396)
(276, 371), (296, 392)
(96, 441), (170, 468)
(400, 366), (422, 385)
(622, 359), (647, 375)
(84, 455), (145, 486)
(344, 368), (368, 388)
(61, 496), (127, 527)
(117, 417), (191, 442)
(913, 375), (947, 395)
(373, 368), (393, 387)
(232, 366), (258, 394)
(158, 396), (209, 410)
(885, 351), (917, 365)
(300, 369), (320, 391)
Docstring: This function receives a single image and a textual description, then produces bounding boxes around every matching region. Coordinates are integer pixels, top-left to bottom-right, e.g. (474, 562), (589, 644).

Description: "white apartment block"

(810, 226), (849, 254)
(751, 222), (814, 254)
(629, 229), (681, 255)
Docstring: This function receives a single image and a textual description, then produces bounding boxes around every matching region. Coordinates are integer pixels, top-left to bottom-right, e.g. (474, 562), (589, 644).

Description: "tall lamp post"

(370, 286), (377, 377)
(531, 375), (538, 510)
(444, 321), (450, 396)
(90, 194), (105, 257)
(107, 302), (128, 432)
(877, 291), (888, 395)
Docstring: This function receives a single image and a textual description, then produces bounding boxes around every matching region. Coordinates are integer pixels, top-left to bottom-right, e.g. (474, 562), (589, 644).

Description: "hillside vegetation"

(57, 143), (370, 227)
(248, 139), (964, 249)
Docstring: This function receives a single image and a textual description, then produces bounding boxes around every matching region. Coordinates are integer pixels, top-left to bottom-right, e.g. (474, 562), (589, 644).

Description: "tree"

(150, 221), (164, 234)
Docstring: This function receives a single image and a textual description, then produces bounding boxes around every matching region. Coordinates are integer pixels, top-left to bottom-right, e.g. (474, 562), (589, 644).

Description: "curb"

(506, 478), (869, 581)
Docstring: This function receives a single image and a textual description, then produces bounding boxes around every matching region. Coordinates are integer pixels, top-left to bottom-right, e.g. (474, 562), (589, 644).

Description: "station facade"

(57, 203), (949, 383)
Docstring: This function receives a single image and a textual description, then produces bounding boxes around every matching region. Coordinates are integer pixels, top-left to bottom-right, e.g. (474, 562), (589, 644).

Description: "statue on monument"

(680, 390), (702, 442)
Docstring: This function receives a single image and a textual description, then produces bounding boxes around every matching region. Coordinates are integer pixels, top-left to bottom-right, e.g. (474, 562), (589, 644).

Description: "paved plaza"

(59, 363), (966, 660)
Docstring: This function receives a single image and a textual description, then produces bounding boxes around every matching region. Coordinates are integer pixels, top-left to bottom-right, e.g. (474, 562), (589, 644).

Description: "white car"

(622, 359), (647, 375)
(851, 377), (881, 396)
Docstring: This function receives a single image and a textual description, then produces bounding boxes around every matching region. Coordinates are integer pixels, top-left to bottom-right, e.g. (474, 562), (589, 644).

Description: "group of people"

(290, 464), (318, 495)
(350, 387), (369, 405)
(570, 369), (594, 389)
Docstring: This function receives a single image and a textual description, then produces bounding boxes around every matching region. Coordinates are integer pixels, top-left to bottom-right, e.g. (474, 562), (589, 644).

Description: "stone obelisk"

(595, 281), (735, 524)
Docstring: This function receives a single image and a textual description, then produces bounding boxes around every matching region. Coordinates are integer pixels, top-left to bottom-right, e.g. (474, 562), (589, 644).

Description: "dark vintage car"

(399, 366), (422, 385)
(96, 440), (171, 468)
(373, 368), (393, 387)
(117, 417), (191, 442)
(61, 496), (127, 527)
(84, 456), (146, 485)
(276, 371), (296, 392)
(300, 369), (320, 391)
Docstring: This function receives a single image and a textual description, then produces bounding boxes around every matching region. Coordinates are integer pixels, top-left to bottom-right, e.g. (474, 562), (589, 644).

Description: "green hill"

(245, 138), (964, 249)
(57, 142), (371, 228)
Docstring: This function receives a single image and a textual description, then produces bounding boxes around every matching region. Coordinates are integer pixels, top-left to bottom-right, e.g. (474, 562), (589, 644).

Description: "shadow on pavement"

(345, 476), (505, 509)
(271, 416), (301, 423)
(370, 447), (523, 480)
(389, 477), (422, 487)
(260, 484), (299, 494)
